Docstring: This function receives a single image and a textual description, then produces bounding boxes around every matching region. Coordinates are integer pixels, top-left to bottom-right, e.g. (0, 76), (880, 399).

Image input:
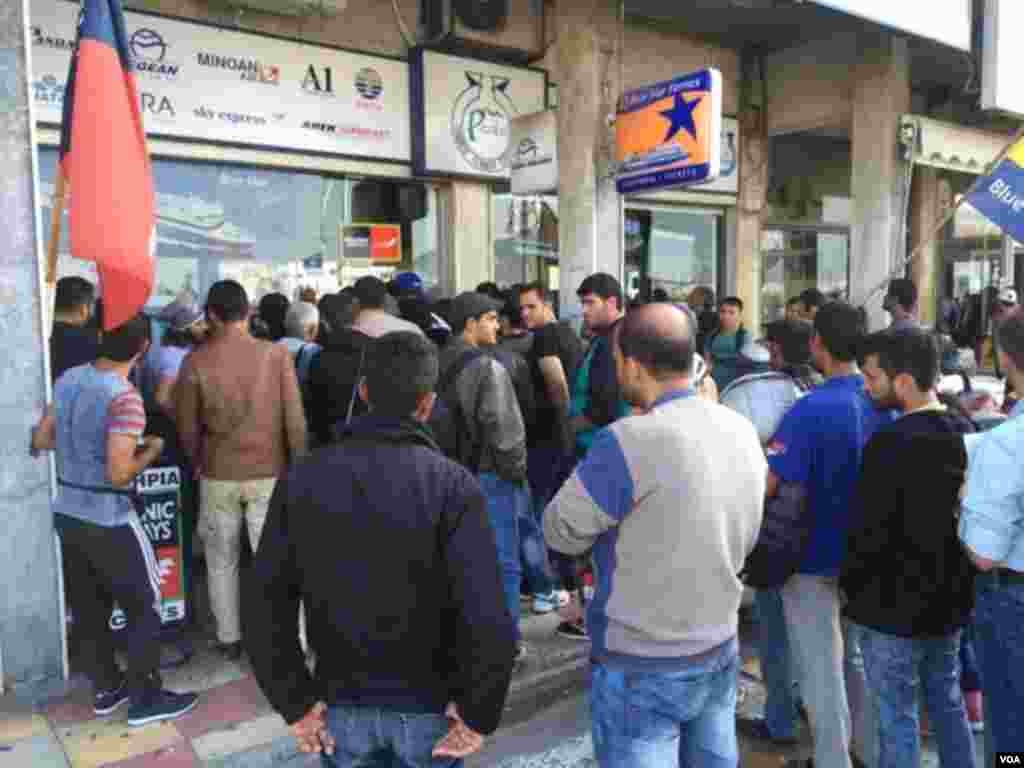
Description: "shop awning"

(900, 115), (1015, 175)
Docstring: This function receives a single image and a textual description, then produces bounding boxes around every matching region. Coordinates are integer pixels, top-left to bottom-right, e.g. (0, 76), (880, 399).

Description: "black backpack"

(739, 482), (813, 590)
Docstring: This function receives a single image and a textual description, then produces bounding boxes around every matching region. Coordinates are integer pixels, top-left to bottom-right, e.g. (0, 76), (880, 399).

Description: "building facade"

(2, 0), (1021, 687)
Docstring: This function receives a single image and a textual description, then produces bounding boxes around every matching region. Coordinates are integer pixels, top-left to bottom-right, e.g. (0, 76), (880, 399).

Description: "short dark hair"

(353, 276), (389, 309)
(786, 296), (802, 308)
(55, 276), (95, 314)
(364, 332), (439, 418)
(996, 309), (1024, 372)
(98, 313), (150, 362)
(519, 281), (552, 305)
(476, 282), (503, 301)
(500, 289), (526, 329)
(866, 329), (939, 392)
(813, 300), (865, 362)
(206, 280), (250, 323)
(800, 288), (827, 310)
(577, 273), (623, 305)
(319, 292), (358, 333)
(616, 306), (694, 380)
(886, 278), (918, 310)
(720, 296), (744, 311)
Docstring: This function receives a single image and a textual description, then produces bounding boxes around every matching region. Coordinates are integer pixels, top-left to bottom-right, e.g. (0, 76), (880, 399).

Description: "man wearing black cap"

(437, 292), (528, 660)
(884, 278), (920, 332)
(351, 275), (424, 338)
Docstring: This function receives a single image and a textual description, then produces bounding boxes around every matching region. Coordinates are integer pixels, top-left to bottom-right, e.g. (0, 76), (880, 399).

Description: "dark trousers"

(57, 514), (162, 695)
(527, 442), (580, 592)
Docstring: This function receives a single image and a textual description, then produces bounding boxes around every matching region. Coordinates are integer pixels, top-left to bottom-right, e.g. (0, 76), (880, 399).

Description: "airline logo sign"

(371, 224), (402, 264)
(615, 68), (723, 195)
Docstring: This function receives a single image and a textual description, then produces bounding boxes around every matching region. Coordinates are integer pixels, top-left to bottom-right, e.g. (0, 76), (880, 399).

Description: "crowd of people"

(31, 269), (1024, 767)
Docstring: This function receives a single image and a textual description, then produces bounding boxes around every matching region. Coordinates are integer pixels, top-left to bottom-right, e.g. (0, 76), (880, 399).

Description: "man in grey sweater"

(545, 303), (765, 767)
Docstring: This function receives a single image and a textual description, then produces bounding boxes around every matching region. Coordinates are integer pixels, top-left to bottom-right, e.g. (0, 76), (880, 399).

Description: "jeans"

(478, 473), (525, 642)
(320, 704), (460, 768)
(973, 574), (1024, 763)
(529, 444), (579, 593)
(518, 503), (555, 596)
(959, 622), (981, 692)
(858, 626), (976, 768)
(590, 637), (739, 768)
(754, 589), (798, 740)
(781, 575), (877, 768)
(199, 476), (276, 644)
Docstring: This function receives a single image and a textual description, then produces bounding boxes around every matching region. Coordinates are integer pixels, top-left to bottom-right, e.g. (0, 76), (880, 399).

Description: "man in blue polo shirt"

(765, 301), (892, 768)
(960, 308), (1024, 765)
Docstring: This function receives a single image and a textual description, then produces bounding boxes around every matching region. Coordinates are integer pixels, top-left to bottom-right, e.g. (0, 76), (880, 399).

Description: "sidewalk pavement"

(0, 609), (589, 768)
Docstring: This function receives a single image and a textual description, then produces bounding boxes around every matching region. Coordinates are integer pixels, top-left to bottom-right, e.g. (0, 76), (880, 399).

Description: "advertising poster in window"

(29, 0), (410, 161)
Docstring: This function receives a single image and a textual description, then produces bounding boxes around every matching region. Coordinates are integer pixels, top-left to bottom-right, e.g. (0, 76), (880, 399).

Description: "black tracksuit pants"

(56, 514), (162, 694)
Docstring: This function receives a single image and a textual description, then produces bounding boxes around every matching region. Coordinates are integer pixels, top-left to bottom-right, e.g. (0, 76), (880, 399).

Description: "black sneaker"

(93, 679), (130, 717)
(556, 620), (589, 641)
(126, 689), (199, 727)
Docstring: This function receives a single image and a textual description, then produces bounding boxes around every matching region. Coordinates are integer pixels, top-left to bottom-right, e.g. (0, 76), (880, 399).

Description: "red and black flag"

(59, 0), (154, 330)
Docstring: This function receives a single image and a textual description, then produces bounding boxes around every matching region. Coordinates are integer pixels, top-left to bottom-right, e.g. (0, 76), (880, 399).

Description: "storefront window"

(624, 207), (720, 303)
(493, 194), (559, 288)
(760, 226), (850, 323)
(37, 148), (443, 307)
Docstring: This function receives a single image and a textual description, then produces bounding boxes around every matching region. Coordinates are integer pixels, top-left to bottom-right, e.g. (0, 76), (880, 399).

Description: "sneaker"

(556, 620), (589, 641)
(964, 690), (984, 732)
(532, 590), (570, 614)
(126, 689), (199, 727)
(93, 679), (130, 717)
(514, 643), (529, 668)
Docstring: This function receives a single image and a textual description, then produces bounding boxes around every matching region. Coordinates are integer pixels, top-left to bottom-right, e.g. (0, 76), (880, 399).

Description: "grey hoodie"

(439, 338), (527, 483)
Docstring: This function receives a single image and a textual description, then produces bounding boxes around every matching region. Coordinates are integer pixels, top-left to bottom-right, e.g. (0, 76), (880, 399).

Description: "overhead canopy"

(900, 115), (1016, 175)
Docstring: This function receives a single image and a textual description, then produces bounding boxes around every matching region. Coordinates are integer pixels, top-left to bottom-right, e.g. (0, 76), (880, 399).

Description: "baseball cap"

(390, 272), (424, 298)
(449, 291), (504, 332)
(763, 319), (813, 365)
(884, 278), (918, 311)
(999, 287), (1018, 305)
(158, 300), (203, 332)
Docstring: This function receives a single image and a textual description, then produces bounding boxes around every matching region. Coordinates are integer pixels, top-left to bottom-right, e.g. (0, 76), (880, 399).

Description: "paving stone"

(104, 742), (199, 767)
(189, 712), (290, 763)
(173, 676), (271, 741)
(0, 711), (48, 743)
(56, 716), (180, 768)
(0, 732), (70, 768)
(201, 733), (321, 768)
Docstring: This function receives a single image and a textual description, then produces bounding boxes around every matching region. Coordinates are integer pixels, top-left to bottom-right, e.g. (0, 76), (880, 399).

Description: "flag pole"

(858, 124), (1024, 309)
(46, 169), (67, 285)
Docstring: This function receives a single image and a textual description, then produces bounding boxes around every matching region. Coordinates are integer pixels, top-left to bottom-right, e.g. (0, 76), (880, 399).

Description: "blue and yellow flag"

(966, 137), (1024, 243)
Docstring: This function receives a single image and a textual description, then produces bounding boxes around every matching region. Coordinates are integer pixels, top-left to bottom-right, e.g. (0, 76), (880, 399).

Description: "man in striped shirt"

(32, 314), (198, 727)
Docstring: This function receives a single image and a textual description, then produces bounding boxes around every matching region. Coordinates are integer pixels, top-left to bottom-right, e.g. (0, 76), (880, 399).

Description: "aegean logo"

(129, 28), (180, 80)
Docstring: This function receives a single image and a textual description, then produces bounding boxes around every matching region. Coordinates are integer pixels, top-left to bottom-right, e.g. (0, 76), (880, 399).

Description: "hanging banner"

(410, 48), (547, 181)
(508, 110), (558, 195)
(615, 68), (722, 195)
(965, 136), (1024, 243)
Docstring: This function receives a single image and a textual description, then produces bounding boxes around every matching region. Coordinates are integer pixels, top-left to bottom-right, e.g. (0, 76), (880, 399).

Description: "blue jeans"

(754, 588), (798, 740)
(478, 473), (525, 642)
(858, 626), (976, 768)
(518, 503), (555, 596)
(590, 638), (739, 768)
(973, 575), (1024, 764)
(321, 705), (460, 768)
(959, 622), (981, 692)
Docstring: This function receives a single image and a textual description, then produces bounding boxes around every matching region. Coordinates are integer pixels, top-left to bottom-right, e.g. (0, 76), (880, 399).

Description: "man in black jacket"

(842, 329), (978, 768)
(246, 331), (517, 764)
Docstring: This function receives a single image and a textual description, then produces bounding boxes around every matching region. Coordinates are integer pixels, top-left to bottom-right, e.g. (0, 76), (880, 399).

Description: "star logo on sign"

(659, 92), (702, 143)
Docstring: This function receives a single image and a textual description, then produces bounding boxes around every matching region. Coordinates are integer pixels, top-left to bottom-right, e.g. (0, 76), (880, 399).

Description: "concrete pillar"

(735, 106), (769, 328)
(0, 0), (64, 686)
(556, 0), (622, 319)
(909, 166), (941, 326)
(850, 34), (911, 330)
(449, 181), (493, 292)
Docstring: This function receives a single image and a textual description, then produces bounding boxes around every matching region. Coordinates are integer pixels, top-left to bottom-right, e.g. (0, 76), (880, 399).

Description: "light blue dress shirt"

(960, 401), (1024, 571)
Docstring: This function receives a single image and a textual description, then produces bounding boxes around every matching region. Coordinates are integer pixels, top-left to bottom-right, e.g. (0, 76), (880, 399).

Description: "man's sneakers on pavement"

(126, 688), (199, 727)
(94, 678), (130, 716)
(556, 619), (589, 641)
(532, 590), (570, 615)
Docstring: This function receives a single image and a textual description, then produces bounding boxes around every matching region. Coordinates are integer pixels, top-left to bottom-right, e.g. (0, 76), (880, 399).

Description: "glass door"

(624, 206), (722, 304)
(760, 225), (850, 324)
